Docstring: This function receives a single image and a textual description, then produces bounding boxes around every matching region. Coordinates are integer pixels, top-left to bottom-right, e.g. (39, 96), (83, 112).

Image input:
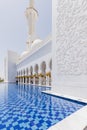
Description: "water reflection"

(17, 84), (51, 110)
(0, 83), (85, 130)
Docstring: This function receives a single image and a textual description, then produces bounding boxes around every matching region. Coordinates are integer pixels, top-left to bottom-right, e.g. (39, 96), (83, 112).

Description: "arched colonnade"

(16, 59), (52, 86)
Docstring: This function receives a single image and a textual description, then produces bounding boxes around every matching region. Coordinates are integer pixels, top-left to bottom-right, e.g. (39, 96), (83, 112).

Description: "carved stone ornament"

(55, 0), (87, 75)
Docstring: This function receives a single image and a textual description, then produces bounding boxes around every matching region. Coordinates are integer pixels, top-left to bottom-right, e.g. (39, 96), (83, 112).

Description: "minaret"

(26, 0), (38, 50)
(30, 0), (34, 7)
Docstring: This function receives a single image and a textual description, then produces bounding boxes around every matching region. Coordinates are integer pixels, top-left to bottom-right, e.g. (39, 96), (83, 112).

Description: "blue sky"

(0, 0), (52, 78)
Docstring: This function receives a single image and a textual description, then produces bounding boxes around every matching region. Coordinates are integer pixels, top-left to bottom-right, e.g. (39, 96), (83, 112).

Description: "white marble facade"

(16, 35), (52, 86)
(4, 0), (52, 86)
(52, 0), (87, 99)
(5, 0), (87, 99)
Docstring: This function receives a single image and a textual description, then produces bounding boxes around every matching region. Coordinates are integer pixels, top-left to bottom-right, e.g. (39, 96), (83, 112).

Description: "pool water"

(0, 83), (86, 130)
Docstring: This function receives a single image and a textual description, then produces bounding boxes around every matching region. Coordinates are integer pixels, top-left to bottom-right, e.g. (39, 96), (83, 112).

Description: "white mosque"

(4, 0), (87, 100)
(4, 0), (52, 86)
(4, 0), (87, 129)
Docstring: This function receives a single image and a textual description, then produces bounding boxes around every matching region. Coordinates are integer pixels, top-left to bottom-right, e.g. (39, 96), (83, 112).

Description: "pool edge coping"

(47, 105), (87, 130)
(43, 91), (87, 130)
(42, 90), (87, 104)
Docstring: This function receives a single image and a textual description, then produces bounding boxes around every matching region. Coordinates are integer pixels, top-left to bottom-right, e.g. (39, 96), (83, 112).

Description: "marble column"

(18, 77), (20, 84)
(28, 72), (31, 84)
(33, 74), (36, 85)
(25, 76), (27, 84)
(23, 77), (24, 84)
(38, 70), (42, 85)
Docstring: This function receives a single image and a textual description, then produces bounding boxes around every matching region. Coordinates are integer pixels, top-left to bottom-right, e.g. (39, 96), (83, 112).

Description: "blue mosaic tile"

(0, 83), (86, 130)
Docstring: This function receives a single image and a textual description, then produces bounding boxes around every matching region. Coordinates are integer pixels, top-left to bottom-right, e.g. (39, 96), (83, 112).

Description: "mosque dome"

(20, 51), (29, 58)
(31, 39), (42, 49)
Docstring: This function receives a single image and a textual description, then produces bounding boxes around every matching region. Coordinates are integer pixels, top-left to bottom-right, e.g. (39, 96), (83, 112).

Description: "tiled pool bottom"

(0, 84), (86, 130)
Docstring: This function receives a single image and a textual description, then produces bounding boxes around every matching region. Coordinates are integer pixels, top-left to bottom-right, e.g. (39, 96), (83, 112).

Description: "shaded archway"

(16, 71), (19, 83)
(21, 70), (23, 83)
(25, 68), (28, 84)
(30, 66), (33, 84)
(41, 61), (46, 75)
(49, 59), (52, 85)
(40, 61), (46, 85)
(18, 71), (21, 83)
(21, 70), (22, 76)
(49, 59), (52, 71)
(34, 64), (39, 84)
(34, 64), (39, 74)
(23, 69), (26, 83)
